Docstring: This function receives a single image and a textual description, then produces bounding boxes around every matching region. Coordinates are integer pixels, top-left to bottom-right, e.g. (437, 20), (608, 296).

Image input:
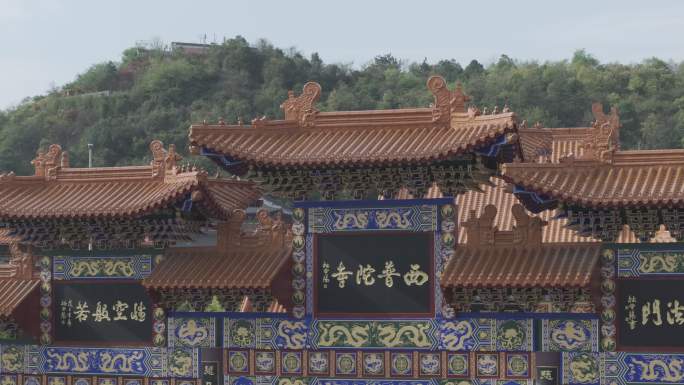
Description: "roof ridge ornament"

(150, 140), (183, 177)
(462, 203), (547, 248)
(217, 208), (289, 251)
(279, 81), (322, 128)
(579, 102), (620, 163)
(31, 144), (63, 179)
(427, 76), (471, 124)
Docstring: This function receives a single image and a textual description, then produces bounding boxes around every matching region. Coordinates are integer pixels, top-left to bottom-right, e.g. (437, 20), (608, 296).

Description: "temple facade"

(1, 76), (683, 385)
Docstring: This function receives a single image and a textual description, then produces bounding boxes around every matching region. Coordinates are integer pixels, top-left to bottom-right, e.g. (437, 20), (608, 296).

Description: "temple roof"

(0, 244), (38, 317)
(419, 177), (650, 242)
(503, 149), (684, 207)
(441, 243), (601, 288)
(518, 125), (590, 163)
(143, 209), (291, 290)
(0, 141), (261, 220)
(442, 203), (601, 288)
(0, 279), (39, 317)
(506, 102), (684, 208)
(454, 177), (597, 243)
(189, 77), (516, 169)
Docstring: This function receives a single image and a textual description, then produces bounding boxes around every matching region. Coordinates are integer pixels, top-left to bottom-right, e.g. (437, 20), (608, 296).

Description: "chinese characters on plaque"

(322, 260), (428, 289)
(536, 367), (558, 385)
(54, 282), (153, 342)
(619, 279), (684, 348)
(624, 296), (684, 329)
(316, 232), (433, 316)
(60, 299), (147, 326)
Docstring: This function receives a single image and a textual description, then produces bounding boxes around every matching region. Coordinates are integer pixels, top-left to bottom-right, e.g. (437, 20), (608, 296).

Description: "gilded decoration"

(620, 353), (684, 384)
(152, 306), (166, 347)
(618, 248), (684, 277)
(73, 378), (90, 385)
(228, 319), (256, 348)
(156, 314), (598, 354)
(254, 351), (275, 374)
(447, 352), (469, 377)
(227, 351), (249, 374)
(0, 321), (18, 341)
(280, 351), (302, 375)
(505, 353), (530, 378)
(440, 320), (476, 351)
(496, 321), (529, 351)
(274, 320), (308, 350)
(562, 352), (601, 385)
(475, 353), (499, 378)
(308, 205), (437, 233)
(168, 317), (215, 348)
(419, 352), (441, 377)
(390, 352), (412, 377)
(0, 345), (24, 373)
(308, 351), (329, 375)
(334, 352), (357, 376)
(53, 255), (153, 280)
(168, 348), (194, 378)
(291, 207), (307, 319)
(23, 377), (40, 385)
(600, 249), (617, 352)
(0, 345), (199, 378)
(361, 352), (384, 376)
(220, 318), (307, 350)
(0, 375), (17, 385)
(39, 256), (52, 345)
(541, 319), (598, 352)
(314, 320), (434, 349)
(47, 378), (65, 385)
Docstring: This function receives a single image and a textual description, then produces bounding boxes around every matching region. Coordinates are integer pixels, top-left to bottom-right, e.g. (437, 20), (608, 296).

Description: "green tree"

(1, 40), (684, 174)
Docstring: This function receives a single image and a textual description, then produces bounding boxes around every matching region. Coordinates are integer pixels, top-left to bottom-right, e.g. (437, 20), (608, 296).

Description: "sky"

(1, 0), (683, 109)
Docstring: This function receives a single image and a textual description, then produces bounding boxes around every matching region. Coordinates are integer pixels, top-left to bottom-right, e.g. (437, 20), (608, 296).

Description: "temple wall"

(3, 200), (684, 385)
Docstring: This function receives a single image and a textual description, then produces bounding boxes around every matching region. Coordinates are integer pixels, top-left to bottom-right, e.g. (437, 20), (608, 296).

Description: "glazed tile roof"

(0, 142), (260, 220)
(503, 149), (684, 207)
(144, 246), (290, 289)
(414, 178), (652, 242)
(189, 77), (516, 168)
(441, 243), (601, 288)
(518, 126), (590, 163)
(0, 244), (38, 316)
(506, 103), (684, 208)
(143, 210), (291, 290)
(441, 200), (602, 288)
(454, 177), (597, 243)
(0, 279), (39, 316)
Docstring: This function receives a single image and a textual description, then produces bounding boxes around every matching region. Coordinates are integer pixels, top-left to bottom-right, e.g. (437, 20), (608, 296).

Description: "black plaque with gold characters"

(535, 366), (558, 385)
(618, 279), (684, 348)
(54, 282), (152, 342)
(315, 232), (433, 316)
(202, 361), (219, 385)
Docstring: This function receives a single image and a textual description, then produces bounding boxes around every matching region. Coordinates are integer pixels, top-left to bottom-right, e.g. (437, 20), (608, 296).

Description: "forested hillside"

(1, 36), (683, 174)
